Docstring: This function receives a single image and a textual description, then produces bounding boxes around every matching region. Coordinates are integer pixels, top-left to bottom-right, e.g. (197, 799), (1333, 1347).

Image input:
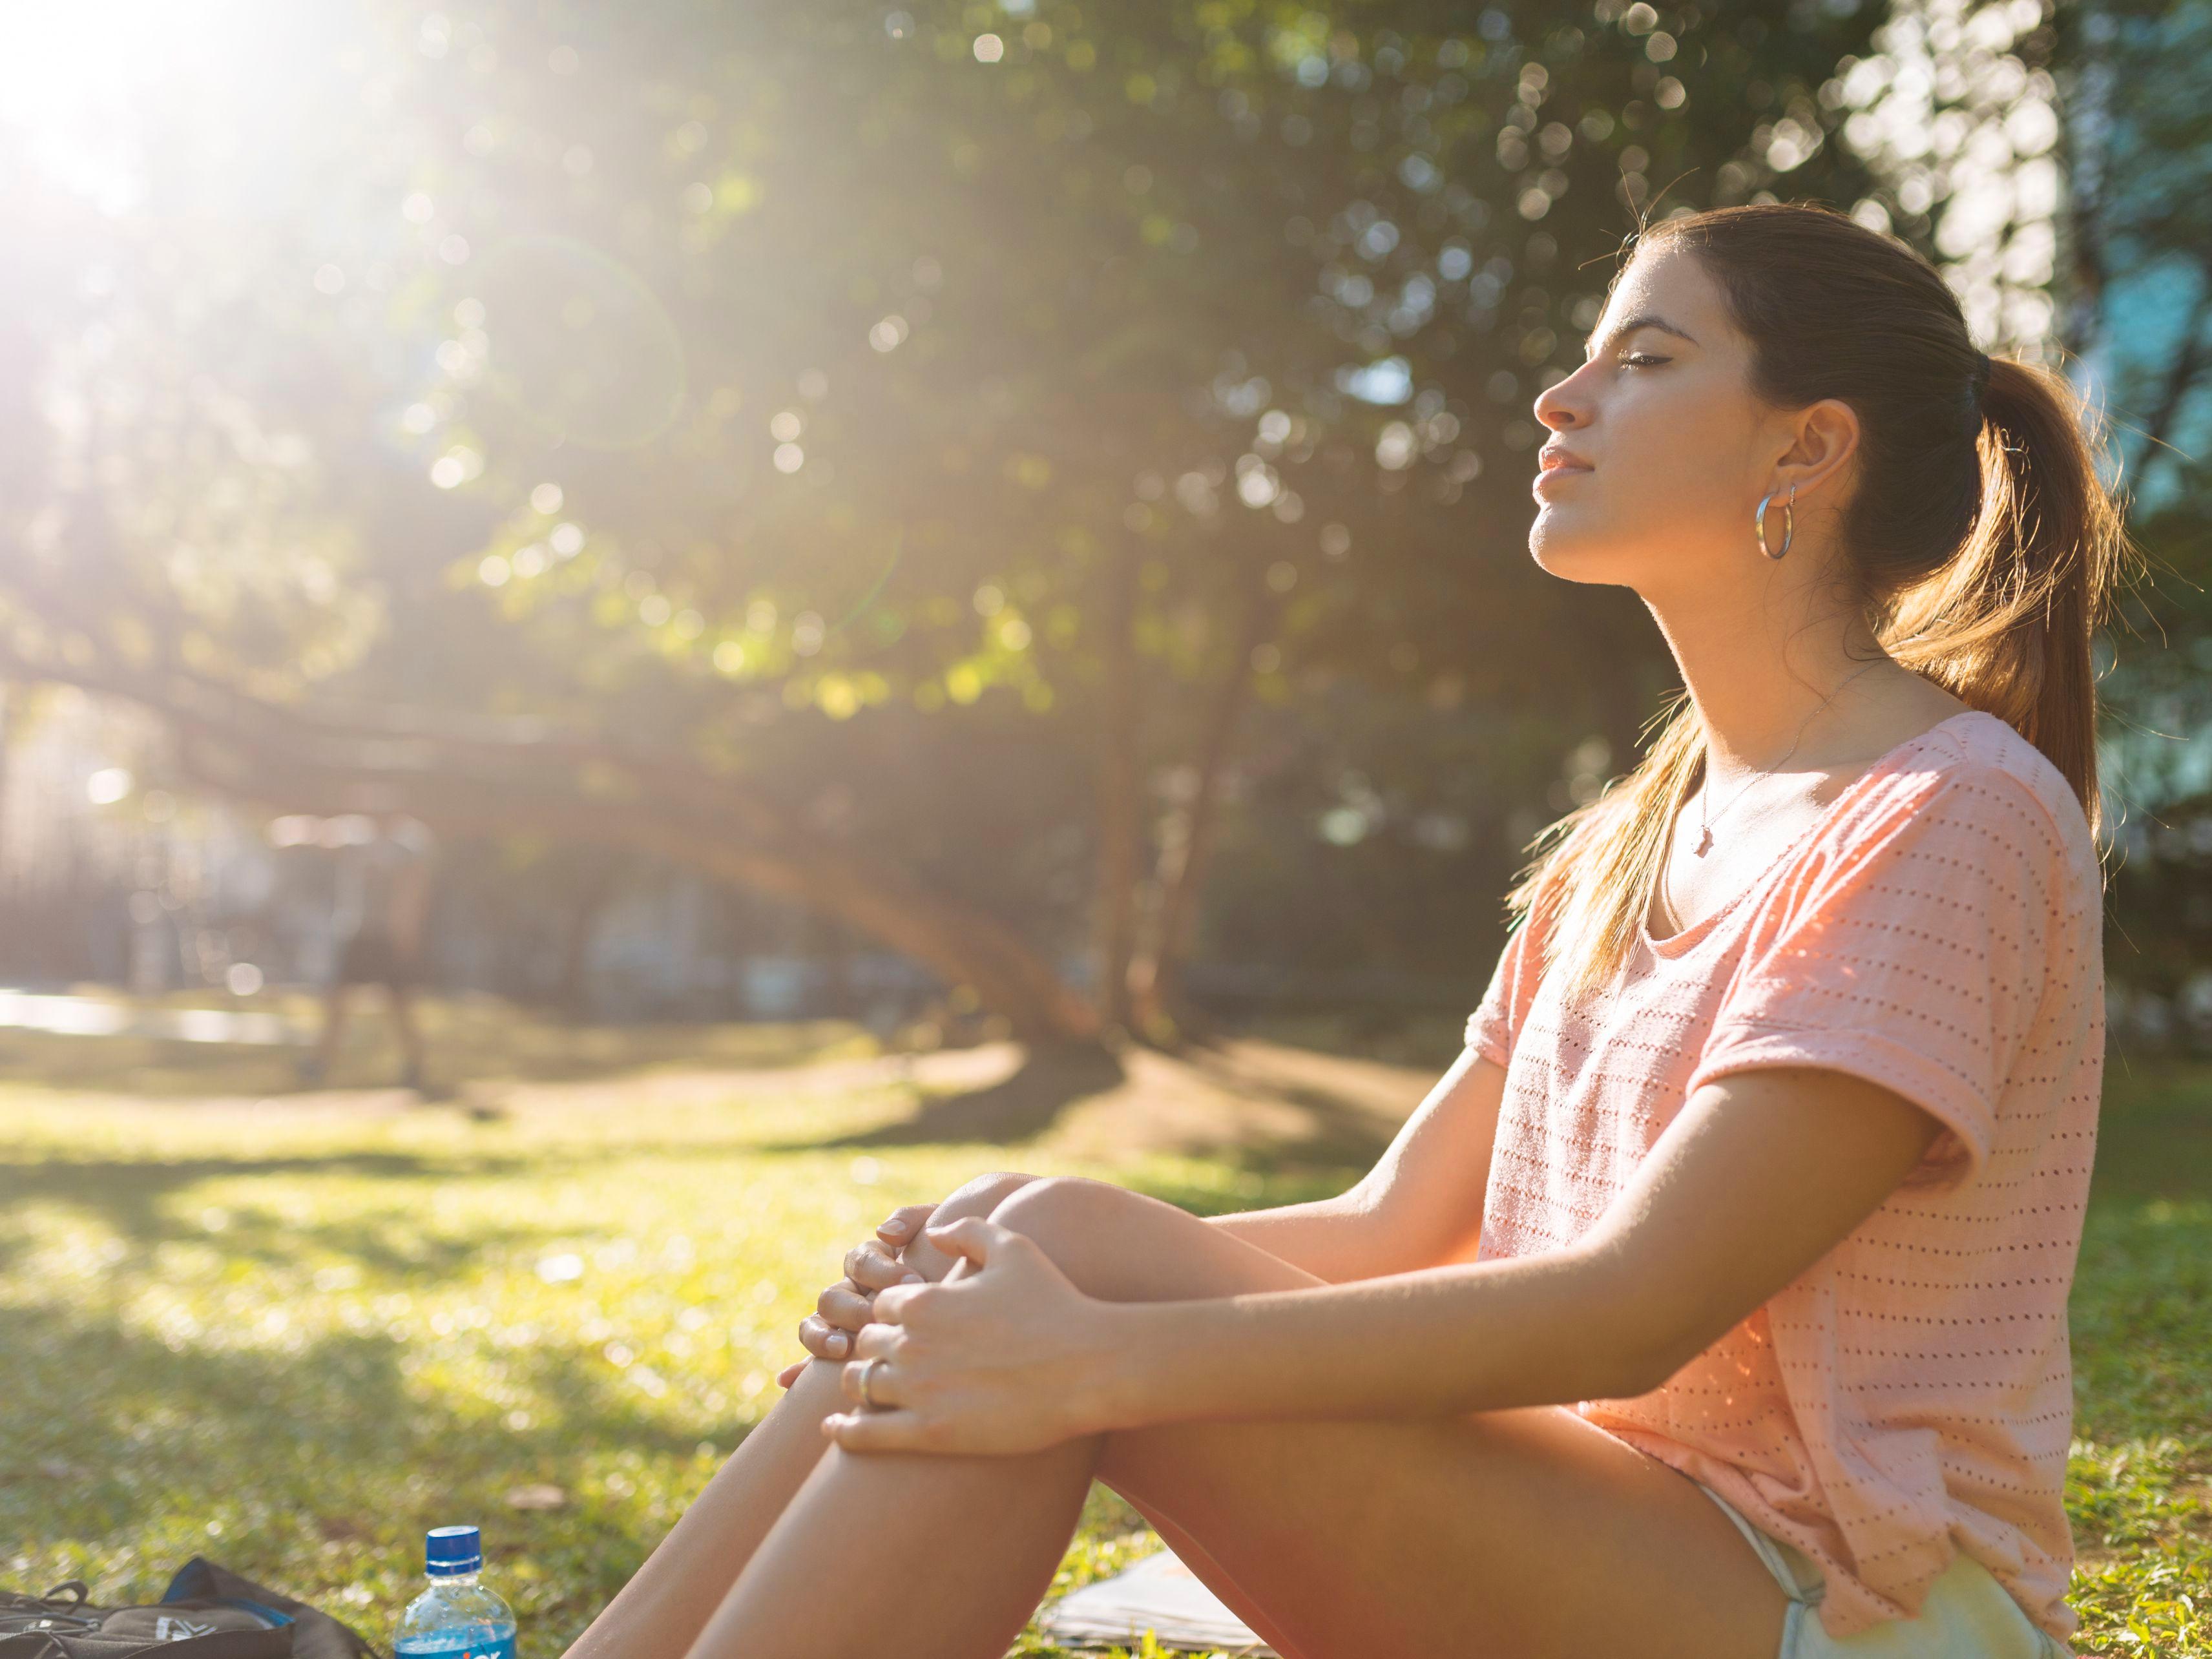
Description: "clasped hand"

(808, 1214), (1118, 1456)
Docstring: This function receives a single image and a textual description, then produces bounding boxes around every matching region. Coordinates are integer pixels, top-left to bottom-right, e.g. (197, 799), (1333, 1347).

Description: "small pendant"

(1691, 824), (1715, 856)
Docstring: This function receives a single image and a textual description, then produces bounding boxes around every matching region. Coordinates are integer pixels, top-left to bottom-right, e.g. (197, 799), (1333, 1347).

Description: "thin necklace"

(1658, 660), (1887, 936)
(1689, 660), (1887, 857)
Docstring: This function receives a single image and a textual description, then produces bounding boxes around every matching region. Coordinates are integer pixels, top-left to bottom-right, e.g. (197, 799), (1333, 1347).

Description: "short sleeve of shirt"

(1684, 766), (2069, 1197)
(1466, 909), (1549, 1067)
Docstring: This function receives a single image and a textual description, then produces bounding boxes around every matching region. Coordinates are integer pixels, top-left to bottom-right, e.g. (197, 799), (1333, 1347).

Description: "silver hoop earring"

(1754, 481), (1795, 560)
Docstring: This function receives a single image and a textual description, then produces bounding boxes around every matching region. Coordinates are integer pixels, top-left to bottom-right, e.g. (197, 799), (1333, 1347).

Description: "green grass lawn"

(0, 1009), (2204, 1656)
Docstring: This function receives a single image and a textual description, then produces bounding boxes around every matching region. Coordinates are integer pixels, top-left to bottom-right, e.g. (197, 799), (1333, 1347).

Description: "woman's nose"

(1533, 370), (1589, 432)
(1530, 376), (1583, 429)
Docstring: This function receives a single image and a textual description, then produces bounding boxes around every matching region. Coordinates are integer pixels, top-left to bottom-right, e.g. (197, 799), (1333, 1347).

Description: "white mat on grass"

(1036, 1547), (1277, 1655)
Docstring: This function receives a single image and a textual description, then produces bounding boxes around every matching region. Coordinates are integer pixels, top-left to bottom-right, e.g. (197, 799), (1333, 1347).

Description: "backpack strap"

(160, 1561), (380, 1659)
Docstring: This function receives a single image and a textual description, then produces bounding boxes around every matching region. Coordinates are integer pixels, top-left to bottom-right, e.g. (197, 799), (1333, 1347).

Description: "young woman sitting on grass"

(559, 202), (2129, 1659)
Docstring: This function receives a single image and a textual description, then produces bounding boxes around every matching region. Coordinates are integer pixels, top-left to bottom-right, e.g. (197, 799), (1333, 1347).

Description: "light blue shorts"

(1689, 1481), (2068, 1659)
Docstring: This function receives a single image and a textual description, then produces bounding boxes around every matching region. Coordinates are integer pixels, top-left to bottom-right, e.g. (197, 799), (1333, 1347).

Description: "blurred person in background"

(298, 809), (436, 1091)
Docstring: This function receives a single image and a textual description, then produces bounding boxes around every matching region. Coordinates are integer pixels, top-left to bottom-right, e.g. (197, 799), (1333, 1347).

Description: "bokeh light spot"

(475, 233), (686, 449)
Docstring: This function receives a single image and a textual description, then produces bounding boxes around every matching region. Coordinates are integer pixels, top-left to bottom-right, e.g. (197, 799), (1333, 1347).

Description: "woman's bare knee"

(988, 1177), (1324, 1304)
(898, 1170), (1041, 1279)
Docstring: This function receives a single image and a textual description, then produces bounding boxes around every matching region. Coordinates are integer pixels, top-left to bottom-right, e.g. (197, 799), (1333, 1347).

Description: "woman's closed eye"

(1621, 352), (1671, 368)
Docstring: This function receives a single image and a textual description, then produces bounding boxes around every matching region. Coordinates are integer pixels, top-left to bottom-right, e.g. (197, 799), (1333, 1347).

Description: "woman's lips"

(1532, 459), (1591, 498)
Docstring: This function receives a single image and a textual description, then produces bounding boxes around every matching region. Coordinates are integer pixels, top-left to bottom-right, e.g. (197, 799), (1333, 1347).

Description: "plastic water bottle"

(394, 1525), (517, 1659)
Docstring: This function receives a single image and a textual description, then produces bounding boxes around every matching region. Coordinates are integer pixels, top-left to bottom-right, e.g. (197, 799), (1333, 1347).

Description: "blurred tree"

(0, 0), (1901, 1043)
(2058, 0), (2212, 1042)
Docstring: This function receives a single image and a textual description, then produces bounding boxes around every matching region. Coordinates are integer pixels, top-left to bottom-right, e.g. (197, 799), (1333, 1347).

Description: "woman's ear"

(1776, 396), (1861, 501)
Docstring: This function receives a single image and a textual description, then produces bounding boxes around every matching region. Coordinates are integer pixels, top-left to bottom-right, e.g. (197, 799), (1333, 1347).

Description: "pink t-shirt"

(1466, 710), (2100, 1652)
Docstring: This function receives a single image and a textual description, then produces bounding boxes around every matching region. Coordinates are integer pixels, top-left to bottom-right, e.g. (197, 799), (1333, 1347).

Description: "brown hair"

(1507, 202), (2135, 1003)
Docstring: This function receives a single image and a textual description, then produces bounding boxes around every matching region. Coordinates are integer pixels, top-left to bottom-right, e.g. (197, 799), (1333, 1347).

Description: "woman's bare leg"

(558, 1173), (1040, 1659)
(677, 1178), (1339, 1659)
(687, 1415), (1103, 1659)
(681, 1176), (1791, 1659)
(304, 984), (350, 1081)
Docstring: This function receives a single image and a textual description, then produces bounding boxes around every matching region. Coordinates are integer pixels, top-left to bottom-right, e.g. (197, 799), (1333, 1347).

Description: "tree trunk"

(1127, 577), (1277, 1041)
(556, 853), (625, 1016)
(1092, 539), (1145, 1036)
(2056, 0), (2113, 361)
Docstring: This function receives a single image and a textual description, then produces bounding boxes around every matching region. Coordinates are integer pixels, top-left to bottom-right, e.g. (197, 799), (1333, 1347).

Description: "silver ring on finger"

(857, 1355), (890, 1410)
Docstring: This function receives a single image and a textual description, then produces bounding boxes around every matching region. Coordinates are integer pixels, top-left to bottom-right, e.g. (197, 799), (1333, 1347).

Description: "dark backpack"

(0, 1560), (382, 1659)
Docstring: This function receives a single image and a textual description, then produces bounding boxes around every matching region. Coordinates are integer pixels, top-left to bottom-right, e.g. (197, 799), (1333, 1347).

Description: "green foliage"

(375, 0), (1888, 738)
(1, 0), (1890, 768)
(2073, 0), (2212, 1020)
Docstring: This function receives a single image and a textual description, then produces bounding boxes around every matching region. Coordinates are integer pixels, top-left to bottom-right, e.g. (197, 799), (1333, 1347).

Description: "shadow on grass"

(0, 1297), (751, 1605)
(1174, 1043), (1406, 1178)
(764, 1038), (1415, 1182)
(0, 1011), (873, 1100)
(764, 1043), (1129, 1152)
(0, 1154), (538, 1277)
(1206, 1008), (1479, 1074)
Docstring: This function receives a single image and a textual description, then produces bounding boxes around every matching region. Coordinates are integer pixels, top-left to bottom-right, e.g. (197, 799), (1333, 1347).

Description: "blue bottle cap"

(425, 1525), (483, 1576)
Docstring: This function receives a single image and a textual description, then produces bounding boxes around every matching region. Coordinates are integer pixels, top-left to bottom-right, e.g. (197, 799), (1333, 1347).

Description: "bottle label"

(397, 1639), (514, 1659)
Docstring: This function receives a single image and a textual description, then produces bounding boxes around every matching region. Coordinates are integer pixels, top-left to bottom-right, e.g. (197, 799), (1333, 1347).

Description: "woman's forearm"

(1203, 1185), (1459, 1291)
(1201, 1193), (1423, 1284)
(1087, 1244), (1656, 1434)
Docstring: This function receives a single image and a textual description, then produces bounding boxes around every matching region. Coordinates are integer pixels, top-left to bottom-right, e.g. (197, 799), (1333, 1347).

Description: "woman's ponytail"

(1881, 355), (2132, 840)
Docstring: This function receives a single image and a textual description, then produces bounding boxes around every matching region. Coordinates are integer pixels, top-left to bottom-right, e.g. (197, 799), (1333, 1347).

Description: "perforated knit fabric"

(1465, 710), (2100, 1653)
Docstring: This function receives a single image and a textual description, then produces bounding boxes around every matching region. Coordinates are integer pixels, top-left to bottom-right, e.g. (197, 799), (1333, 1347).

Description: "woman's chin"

(1528, 514), (1627, 583)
